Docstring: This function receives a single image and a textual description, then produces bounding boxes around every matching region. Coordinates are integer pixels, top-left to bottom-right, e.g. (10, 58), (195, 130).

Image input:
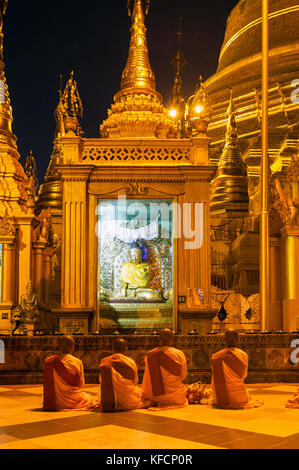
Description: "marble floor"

(0, 383), (299, 449)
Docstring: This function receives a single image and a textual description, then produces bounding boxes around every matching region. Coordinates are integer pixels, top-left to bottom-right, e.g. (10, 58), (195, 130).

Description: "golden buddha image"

(118, 242), (162, 301)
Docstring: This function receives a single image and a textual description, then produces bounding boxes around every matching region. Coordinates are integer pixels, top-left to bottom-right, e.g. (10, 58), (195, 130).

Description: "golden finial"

(54, 81), (66, 139)
(171, 18), (187, 73)
(62, 71), (83, 120)
(120, 0), (157, 93)
(61, 71), (84, 136)
(224, 90), (238, 148)
(170, 17), (187, 100)
(24, 150), (39, 196)
(169, 18), (187, 136)
(0, 1), (8, 32)
(59, 74), (63, 97)
(0, 0), (8, 61)
(127, 0), (150, 16)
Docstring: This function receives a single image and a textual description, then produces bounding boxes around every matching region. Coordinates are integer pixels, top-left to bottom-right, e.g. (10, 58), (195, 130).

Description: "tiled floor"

(1, 383), (299, 449)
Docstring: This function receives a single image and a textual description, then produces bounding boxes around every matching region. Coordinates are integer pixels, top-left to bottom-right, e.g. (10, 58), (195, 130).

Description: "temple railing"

(80, 139), (193, 166)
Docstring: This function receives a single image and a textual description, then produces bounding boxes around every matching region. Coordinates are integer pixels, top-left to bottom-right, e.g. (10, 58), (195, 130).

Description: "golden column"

(32, 241), (47, 302)
(43, 247), (53, 307)
(1, 237), (15, 305)
(269, 237), (282, 330)
(260, 0), (270, 331)
(60, 167), (91, 308)
(281, 226), (299, 330)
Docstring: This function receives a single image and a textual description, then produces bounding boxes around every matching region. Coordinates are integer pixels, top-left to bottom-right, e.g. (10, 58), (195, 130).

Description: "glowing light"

(194, 104), (204, 114)
(168, 109), (177, 118)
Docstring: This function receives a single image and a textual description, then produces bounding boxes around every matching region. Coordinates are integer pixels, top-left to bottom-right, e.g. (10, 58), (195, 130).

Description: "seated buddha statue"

(20, 280), (41, 324)
(117, 243), (161, 301)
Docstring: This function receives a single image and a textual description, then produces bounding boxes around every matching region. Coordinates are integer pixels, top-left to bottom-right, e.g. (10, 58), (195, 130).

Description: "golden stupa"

(100, 0), (176, 139)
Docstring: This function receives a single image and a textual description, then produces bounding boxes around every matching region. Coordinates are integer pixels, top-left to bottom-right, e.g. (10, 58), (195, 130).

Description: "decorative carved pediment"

(125, 183), (148, 195)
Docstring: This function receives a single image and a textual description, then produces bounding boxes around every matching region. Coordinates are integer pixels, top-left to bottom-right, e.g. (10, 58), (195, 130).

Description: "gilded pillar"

(32, 241), (47, 303)
(43, 247), (53, 307)
(60, 167), (92, 308)
(281, 226), (299, 331)
(1, 237), (15, 305)
(268, 237), (282, 330)
(17, 219), (34, 301)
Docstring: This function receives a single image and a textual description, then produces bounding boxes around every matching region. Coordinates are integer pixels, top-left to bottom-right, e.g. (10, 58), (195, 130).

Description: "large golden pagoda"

(207, 0), (299, 331)
(206, 0), (299, 169)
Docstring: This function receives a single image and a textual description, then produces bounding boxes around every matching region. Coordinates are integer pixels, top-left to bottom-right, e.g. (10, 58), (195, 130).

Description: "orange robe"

(142, 346), (188, 409)
(43, 354), (98, 411)
(286, 389), (299, 408)
(99, 353), (150, 412)
(211, 347), (263, 409)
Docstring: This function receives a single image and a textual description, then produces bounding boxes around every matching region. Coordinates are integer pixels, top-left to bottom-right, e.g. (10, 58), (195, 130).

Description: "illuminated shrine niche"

(97, 199), (174, 331)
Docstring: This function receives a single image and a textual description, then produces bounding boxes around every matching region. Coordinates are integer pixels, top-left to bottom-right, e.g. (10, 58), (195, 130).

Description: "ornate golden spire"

(210, 91), (249, 218)
(61, 71), (84, 136)
(169, 19), (186, 107)
(0, 0), (16, 147)
(169, 18), (187, 137)
(54, 83), (66, 139)
(37, 74), (79, 212)
(24, 150), (39, 196)
(170, 18), (187, 104)
(120, 0), (157, 95)
(100, 0), (176, 138)
(62, 71), (83, 119)
(224, 90), (238, 149)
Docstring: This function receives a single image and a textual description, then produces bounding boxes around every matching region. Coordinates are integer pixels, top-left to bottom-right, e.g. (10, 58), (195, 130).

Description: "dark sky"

(4, 0), (238, 181)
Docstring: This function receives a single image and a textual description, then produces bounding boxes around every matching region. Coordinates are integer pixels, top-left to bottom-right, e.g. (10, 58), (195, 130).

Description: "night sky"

(4, 0), (238, 181)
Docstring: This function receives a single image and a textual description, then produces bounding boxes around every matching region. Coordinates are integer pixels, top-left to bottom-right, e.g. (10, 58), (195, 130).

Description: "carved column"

(43, 247), (53, 307)
(32, 241), (47, 303)
(281, 225), (299, 331)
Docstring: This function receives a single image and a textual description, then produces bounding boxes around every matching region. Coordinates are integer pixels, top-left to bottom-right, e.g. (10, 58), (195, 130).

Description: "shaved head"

(225, 329), (239, 348)
(159, 329), (174, 346)
(59, 335), (75, 354)
(112, 338), (128, 354)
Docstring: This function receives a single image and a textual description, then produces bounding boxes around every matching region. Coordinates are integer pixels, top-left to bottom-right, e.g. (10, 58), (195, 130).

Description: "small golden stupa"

(100, 0), (176, 139)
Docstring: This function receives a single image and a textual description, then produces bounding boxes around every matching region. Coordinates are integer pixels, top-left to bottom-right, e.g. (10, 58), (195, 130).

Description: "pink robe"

(43, 354), (98, 411)
(142, 346), (188, 409)
(99, 353), (149, 412)
(211, 347), (263, 409)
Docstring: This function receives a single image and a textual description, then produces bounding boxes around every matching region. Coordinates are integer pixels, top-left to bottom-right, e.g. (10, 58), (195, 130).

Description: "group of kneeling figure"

(43, 329), (299, 412)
